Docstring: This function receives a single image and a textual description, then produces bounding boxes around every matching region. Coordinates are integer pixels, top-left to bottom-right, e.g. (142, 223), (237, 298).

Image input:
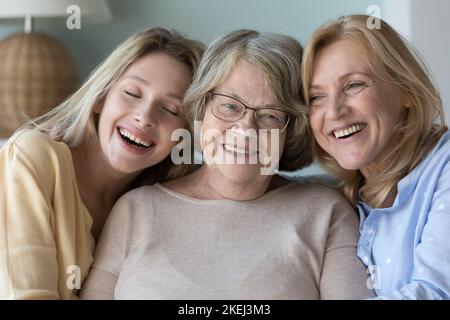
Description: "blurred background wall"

(1, 0), (448, 176)
(1, 0), (382, 80)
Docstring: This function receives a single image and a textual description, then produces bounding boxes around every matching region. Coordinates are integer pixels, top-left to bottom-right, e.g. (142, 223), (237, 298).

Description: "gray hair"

(183, 29), (312, 171)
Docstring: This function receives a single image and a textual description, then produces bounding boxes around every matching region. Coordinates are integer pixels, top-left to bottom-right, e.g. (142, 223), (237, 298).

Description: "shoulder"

(9, 129), (56, 147)
(283, 180), (352, 207)
(280, 181), (358, 228)
(116, 184), (163, 207)
(275, 182), (360, 248)
(1, 130), (72, 181)
(426, 131), (450, 165)
(108, 185), (164, 222)
(410, 131), (450, 184)
(4, 130), (69, 164)
(101, 185), (164, 246)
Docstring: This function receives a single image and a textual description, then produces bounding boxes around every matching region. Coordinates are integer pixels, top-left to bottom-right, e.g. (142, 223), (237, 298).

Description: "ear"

(93, 102), (103, 114)
(402, 92), (413, 109)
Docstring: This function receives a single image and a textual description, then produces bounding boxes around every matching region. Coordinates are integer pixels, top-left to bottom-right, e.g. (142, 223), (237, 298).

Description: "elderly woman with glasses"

(80, 30), (374, 300)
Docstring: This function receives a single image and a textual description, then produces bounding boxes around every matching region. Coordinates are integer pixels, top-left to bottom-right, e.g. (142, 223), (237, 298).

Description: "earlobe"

(402, 93), (413, 109)
(93, 102), (103, 114)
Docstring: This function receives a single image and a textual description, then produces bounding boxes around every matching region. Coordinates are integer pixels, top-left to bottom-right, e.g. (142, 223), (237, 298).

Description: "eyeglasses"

(206, 92), (290, 132)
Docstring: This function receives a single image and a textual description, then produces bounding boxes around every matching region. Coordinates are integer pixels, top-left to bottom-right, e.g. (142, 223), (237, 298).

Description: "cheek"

(98, 95), (128, 131)
(201, 115), (227, 146)
(158, 118), (185, 148)
(308, 110), (322, 133)
(366, 93), (403, 136)
(308, 112), (328, 146)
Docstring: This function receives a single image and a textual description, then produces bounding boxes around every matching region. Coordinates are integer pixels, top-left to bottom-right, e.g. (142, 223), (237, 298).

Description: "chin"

(109, 160), (140, 175)
(336, 159), (363, 171)
(218, 164), (262, 182)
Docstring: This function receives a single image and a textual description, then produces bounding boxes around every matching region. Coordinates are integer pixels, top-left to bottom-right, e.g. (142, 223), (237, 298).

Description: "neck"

(71, 141), (139, 210)
(183, 165), (280, 201)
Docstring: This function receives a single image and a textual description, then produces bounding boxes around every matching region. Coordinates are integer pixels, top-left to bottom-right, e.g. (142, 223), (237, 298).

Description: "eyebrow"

(310, 72), (373, 90)
(221, 91), (281, 109)
(125, 75), (183, 101)
(126, 75), (148, 84)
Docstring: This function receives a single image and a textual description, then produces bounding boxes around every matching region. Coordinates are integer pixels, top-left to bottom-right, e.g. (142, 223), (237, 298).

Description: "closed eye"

(345, 81), (368, 94)
(161, 106), (179, 116)
(124, 90), (141, 99)
(309, 95), (324, 106)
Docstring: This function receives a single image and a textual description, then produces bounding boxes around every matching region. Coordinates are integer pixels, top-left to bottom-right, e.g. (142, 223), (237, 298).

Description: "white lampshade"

(0, 0), (112, 24)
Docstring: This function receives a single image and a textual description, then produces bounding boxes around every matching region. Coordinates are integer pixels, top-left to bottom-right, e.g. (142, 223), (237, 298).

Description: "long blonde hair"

(13, 27), (204, 183)
(301, 15), (447, 207)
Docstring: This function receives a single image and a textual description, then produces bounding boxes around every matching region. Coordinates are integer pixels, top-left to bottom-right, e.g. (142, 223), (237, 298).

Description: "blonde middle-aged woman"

(302, 15), (450, 299)
(0, 28), (204, 300)
(80, 29), (374, 300)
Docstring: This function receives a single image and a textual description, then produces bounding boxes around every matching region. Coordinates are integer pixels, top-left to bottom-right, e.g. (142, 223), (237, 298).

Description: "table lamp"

(0, 0), (112, 138)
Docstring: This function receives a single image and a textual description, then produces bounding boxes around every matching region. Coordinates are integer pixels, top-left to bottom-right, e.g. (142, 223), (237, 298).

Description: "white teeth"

(333, 124), (365, 139)
(224, 145), (245, 154)
(119, 128), (151, 147)
(223, 145), (256, 155)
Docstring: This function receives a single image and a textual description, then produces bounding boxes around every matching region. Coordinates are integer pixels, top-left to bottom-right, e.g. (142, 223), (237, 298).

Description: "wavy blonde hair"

(12, 27), (204, 184)
(183, 29), (312, 172)
(301, 15), (447, 207)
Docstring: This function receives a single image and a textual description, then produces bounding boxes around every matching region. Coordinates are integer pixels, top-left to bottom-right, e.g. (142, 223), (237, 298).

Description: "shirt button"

(362, 239), (370, 247)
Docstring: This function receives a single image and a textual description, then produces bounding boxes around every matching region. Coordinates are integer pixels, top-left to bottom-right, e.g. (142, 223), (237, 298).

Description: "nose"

(232, 109), (258, 132)
(133, 101), (156, 127)
(324, 93), (350, 120)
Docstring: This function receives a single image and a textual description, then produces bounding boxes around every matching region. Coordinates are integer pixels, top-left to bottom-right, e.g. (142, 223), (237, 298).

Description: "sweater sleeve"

(319, 200), (375, 300)
(0, 134), (60, 299)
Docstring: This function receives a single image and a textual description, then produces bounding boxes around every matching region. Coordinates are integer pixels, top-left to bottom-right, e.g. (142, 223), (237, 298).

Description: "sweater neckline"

(153, 181), (296, 205)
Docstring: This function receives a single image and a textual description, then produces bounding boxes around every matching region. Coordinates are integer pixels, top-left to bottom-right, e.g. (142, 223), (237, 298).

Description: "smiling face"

(95, 52), (190, 174)
(201, 60), (286, 183)
(308, 39), (407, 180)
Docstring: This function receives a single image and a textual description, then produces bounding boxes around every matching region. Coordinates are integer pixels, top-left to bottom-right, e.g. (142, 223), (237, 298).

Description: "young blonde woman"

(302, 15), (449, 299)
(0, 28), (204, 300)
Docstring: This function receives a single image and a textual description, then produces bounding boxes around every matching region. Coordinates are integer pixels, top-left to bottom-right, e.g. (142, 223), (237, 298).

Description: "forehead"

(215, 60), (277, 105)
(311, 40), (371, 85)
(120, 52), (189, 90)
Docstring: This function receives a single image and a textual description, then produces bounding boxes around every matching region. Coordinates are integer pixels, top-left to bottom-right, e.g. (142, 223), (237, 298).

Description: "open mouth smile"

(332, 123), (367, 139)
(223, 144), (259, 156)
(117, 127), (153, 151)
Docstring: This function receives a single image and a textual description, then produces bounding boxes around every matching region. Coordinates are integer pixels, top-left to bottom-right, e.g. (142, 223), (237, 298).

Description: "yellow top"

(0, 130), (94, 300)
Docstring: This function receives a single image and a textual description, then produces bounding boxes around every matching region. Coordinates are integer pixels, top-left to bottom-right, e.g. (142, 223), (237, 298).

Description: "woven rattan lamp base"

(0, 32), (78, 138)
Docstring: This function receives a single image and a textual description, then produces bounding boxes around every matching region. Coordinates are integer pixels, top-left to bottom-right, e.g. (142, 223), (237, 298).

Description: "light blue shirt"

(358, 130), (450, 300)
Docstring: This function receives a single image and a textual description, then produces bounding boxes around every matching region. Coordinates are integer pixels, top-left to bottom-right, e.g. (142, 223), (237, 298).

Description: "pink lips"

(117, 127), (154, 155)
(118, 126), (153, 145)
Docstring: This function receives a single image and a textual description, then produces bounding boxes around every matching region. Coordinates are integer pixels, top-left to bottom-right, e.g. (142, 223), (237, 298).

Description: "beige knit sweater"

(80, 182), (374, 300)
